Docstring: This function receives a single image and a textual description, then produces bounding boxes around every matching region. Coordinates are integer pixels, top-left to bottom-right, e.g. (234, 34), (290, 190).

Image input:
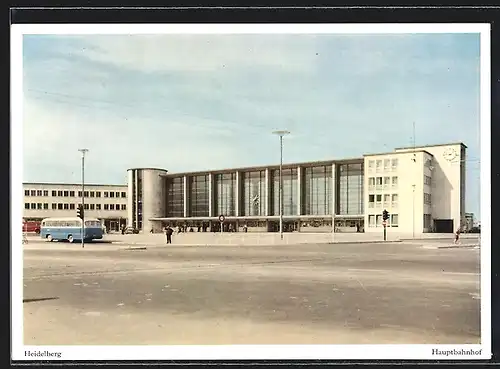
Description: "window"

(384, 159), (390, 170)
(104, 191), (109, 198)
(368, 215), (375, 227)
(96, 204), (101, 210)
(90, 204), (95, 210)
(424, 175), (432, 186)
(392, 176), (398, 188)
(424, 193), (432, 205)
(167, 177), (185, 217)
(368, 177), (375, 187)
(376, 160), (382, 171)
(57, 203), (63, 210)
(36, 190), (42, 196)
(36, 203), (41, 209)
(115, 192), (120, 198)
(384, 194), (390, 204)
(70, 203), (75, 210)
(63, 203), (69, 210)
(90, 191), (95, 197)
(116, 204), (120, 210)
(84, 204), (89, 210)
(337, 163), (364, 216)
(110, 204), (115, 210)
(189, 174), (210, 217)
(31, 190), (36, 196)
(376, 194), (382, 203)
(43, 190), (48, 196)
(52, 203), (57, 210)
(391, 158), (398, 170)
(43, 203), (48, 209)
(376, 214), (382, 226)
(31, 203), (36, 209)
(57, 190), (63, 196)
(121, 204), (127, 210)
(24, 203), (29, 209)
(384, 177), (390, 187)
(96, 191), (101, 198)
(391, 214), (399, 227)
(110, 192), (115, 198)
(368, 160), (374, 170)
(24, 190), (30, 196)
(52, 190), (57, 196)
(78, 191), (82, 197)
(376, 177), (383, 186)
(121, 192), (126, 198)
(104, 204), (109, 210)
(84, 191), (89, 197)
(392, 194), (398, 207)
(63, 190), (68, 197)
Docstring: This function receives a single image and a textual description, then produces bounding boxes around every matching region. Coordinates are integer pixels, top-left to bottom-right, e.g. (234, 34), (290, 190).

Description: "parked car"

(124, 226), (139, 234)
(22, 221), (40, 234)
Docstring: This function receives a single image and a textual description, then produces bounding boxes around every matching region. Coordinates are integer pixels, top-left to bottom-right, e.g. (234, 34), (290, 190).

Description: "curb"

(437, 244), (479, 249)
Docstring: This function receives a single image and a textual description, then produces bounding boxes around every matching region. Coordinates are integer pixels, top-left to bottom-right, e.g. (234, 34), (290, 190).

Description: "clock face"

(443, 148), (458, 162)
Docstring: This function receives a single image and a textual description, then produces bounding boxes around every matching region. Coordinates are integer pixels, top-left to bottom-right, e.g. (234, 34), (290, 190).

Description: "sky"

(21, 32), (482, 217)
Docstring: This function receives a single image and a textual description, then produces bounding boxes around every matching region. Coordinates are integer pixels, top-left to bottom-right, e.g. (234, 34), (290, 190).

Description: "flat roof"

(127, 167), (168, 172)
(363, 149), (433, 158)
(23, 182), (127, 187)
(164, 157), (364, 177)
(395, 142), (467, 150)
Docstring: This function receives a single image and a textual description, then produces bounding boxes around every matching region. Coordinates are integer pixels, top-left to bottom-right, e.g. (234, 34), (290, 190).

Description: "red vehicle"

(22, 220), (41, 234)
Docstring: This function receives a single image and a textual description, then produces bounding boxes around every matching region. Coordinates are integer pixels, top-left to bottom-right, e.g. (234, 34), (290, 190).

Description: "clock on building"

(443, 147), (459, 162)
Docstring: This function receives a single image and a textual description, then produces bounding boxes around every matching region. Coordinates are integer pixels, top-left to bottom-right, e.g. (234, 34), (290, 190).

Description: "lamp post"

(78, 149), (88, 248)
(272, 130), (290, 240)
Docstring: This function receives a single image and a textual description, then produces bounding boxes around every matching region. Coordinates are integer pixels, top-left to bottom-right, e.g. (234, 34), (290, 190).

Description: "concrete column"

(235, 171), (240, 216)
(297, 166), (301, 216)
(127, 170), (134, 227)
(141, 169), (168, 233)
(265, 168), (270, 216)
(208, 173), (213, 217)
(331, 164), (336, 216)
(183, 175), (188, 218)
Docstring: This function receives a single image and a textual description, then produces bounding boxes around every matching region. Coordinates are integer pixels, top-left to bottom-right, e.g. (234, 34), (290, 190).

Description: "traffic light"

(77, 205), (84, 220)
(382, 209), (389, 221)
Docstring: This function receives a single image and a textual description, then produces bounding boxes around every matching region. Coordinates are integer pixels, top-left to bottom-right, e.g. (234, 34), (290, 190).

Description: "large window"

(189, 175), (209, 217)
(242, 170), (267, 216)
(166, 176), (184, 217)
(337, 163), (364, 215)
(215, 173), (236, 216)
(303, 166), (332, 215)
(271, 168), (298, 216)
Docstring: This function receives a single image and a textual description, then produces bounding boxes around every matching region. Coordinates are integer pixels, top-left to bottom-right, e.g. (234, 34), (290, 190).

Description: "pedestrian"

(454, 228), (461, 245)
(166, 225), (173, 244)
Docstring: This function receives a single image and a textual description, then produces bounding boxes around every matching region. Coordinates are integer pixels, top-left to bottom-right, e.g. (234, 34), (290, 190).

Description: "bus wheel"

(68, 235), (74, 243)
(47, 235), (53, 242)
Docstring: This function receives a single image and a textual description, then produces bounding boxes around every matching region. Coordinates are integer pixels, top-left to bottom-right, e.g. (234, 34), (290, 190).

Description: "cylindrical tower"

(127, 168), (168, 232)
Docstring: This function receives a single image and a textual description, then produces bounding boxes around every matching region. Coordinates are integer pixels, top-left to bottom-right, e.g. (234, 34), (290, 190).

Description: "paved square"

(23, 242), (480, 345)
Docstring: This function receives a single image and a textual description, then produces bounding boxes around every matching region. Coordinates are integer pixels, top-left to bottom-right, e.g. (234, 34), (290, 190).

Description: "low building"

(22, 183), (128, 232)
(125, 142), (468, 235)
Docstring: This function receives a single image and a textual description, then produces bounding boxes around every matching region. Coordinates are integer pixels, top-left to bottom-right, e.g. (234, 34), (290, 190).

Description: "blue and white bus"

(40, 217), (104, 242)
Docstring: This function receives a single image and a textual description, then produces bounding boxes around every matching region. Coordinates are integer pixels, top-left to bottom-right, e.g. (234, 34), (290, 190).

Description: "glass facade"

(271, 168), (298, 216)
(337, 163), (364, 215)
(241, 170), (267, 216)
(215, 173), (236, 216)
(303, 166), (332, 215)
(166, 176), (184, 217)
(188, 175), (209, 217)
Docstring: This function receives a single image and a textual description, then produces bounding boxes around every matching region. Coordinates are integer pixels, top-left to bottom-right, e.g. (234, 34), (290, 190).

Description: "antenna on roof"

(411, 121), (416, 162)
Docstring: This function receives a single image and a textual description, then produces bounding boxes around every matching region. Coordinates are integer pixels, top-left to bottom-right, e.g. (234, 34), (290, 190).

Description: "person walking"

(454, 228), (461, 245)
(166, 225), (173, 244)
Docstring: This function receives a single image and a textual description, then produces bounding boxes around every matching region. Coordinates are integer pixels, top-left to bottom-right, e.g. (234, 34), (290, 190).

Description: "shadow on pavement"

(23, 297), (59, 303)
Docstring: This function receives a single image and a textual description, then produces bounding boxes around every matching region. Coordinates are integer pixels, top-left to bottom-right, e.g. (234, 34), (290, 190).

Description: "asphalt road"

(23, 242), (481, 345)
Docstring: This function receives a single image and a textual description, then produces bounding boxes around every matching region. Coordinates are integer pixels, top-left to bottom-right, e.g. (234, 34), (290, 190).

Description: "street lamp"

(78, 149), (88, 248)
(272, 130), (290, 240)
